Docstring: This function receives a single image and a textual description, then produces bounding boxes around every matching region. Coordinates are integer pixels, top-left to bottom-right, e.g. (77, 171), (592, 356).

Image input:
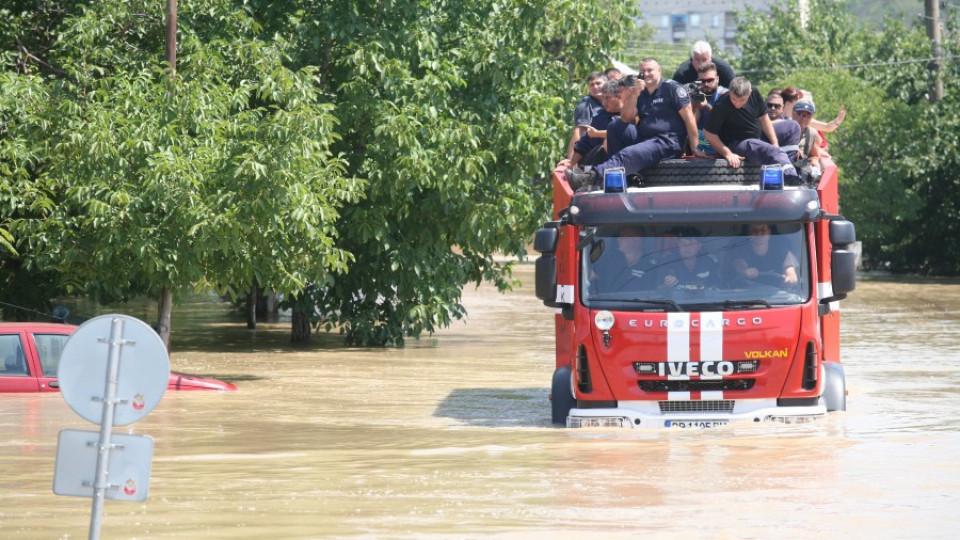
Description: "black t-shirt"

(704, 88), (767, 147)
(672, 58), (736, 87)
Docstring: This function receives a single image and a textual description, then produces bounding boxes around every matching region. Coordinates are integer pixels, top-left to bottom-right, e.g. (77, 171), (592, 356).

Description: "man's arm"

(619, 84), (642, 124)
(759, 114), (778, 148)
(677, 104), (706, 157)
(586, 125), (607, 139)
(704, 129), (742, 168)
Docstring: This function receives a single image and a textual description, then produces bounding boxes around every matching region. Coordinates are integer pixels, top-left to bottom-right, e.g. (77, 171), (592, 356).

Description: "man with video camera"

(690, 62), (727, 156)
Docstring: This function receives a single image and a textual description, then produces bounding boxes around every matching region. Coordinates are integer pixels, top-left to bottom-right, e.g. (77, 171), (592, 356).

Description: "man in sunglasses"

(762, 89), (801, 162)
(765, 90), (784, 121)
(692, 62), (727, 156)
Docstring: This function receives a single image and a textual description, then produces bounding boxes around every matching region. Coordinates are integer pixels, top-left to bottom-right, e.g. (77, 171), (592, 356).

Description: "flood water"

(2, 265), (960, 539)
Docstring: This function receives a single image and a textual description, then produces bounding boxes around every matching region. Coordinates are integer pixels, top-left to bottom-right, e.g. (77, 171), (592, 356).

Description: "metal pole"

(88, 318), (125, 540)
(925, 0), (944, 102)
(165, 0), (178, 73)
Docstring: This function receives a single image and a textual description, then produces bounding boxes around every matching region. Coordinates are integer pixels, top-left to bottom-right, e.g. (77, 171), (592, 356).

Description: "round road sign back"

(58, 314), (170, 426)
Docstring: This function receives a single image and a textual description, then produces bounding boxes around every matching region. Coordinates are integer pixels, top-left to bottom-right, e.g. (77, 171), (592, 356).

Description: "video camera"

(687, 80), (706, 104)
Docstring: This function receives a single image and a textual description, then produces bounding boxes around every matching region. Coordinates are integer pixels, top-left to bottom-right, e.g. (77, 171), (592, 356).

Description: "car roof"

(0, 322), (77, 333)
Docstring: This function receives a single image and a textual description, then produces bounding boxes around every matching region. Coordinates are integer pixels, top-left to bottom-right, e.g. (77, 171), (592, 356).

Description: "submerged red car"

(0, 322), (236, 392)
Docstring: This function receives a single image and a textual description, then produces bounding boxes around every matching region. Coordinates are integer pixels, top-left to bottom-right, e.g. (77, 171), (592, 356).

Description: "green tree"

(3, 1), (361, 343)
(253, 0), (638, 345)
(737, 0), (960, 274)
(3, 0), (640, 344)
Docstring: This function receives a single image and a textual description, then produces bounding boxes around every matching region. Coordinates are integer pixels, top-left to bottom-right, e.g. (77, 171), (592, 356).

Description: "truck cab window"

(582, 223), (809, 309)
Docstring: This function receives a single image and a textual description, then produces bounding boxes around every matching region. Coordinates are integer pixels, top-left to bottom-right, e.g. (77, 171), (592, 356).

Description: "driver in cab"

(730, 223), (799, 285)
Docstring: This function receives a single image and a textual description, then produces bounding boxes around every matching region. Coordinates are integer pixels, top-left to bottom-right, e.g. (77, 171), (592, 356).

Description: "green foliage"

(2, 0), (637, 343)
(3, 1), (360, 323)
(737, 0), (960, 275)
(253, 0), (637, 344)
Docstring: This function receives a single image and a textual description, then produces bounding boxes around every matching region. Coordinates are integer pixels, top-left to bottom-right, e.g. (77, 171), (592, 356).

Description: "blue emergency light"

(760, 164), (784, 190)
(603, 167), (626, 193)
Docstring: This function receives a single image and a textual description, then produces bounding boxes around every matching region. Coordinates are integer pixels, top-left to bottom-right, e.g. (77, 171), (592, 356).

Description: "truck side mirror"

(829, 220), (857, 296)
(535, 254), (558, 303)
(533, 223), (562, 305)
(533, 225), (559, 254)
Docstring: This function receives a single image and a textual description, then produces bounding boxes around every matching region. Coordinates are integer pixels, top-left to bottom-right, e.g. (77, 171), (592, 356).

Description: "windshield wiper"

(718, 299), (772, 309)
(591, 296), (683, 312)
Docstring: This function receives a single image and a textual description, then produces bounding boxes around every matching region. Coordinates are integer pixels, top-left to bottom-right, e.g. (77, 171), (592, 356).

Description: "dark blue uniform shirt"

(635, 79), (691, 146)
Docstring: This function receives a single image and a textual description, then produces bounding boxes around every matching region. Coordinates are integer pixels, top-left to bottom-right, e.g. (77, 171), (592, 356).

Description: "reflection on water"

(2, 271), (960, 539)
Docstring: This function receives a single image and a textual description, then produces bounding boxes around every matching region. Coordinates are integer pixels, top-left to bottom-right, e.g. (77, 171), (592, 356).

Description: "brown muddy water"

(2, 266), (960, 539)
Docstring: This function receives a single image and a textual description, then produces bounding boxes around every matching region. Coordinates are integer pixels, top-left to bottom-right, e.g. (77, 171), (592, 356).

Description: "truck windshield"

(580, 223), (809, 310)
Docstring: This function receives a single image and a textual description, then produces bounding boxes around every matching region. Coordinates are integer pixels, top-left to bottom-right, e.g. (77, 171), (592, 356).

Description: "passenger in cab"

(703, 77), (800, 184)
(591, 227), (656, 292)
(730, 224), (799, 285)
(563, 58), (705, 189)
(658, 227), (719, 288)
(672, 40), (736, 88)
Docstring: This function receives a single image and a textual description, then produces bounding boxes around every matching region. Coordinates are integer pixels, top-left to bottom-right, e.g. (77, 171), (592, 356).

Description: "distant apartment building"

(637, 0), (776, 56)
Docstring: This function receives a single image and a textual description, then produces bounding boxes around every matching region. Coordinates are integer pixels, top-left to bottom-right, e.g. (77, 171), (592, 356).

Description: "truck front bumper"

(567, 398), (828, 429)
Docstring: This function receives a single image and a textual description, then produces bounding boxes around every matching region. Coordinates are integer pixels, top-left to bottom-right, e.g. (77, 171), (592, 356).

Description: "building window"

(689, 13), (701, 28)
(671, 14), (687, 30)
(660, 15), (670, 29)
(711, 13), (722, 28)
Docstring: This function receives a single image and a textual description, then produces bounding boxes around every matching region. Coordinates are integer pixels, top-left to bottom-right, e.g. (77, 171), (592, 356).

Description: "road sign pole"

(89, 317), (126, 540)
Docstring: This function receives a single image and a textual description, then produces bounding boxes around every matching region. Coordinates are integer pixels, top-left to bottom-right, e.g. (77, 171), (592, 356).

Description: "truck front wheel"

(551, 365), (575, 426)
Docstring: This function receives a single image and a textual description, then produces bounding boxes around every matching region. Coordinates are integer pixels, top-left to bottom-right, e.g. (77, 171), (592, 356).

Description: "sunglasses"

(766, 103), (783, 109)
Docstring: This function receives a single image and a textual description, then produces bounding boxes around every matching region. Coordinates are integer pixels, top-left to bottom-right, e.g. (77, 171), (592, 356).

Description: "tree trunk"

(156, 286), (173, 351)
(291, 309), (311, 344)
(247, 285), (258, 329)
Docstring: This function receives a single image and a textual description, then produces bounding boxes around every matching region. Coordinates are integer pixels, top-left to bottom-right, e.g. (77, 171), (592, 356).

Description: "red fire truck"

(533, 159), (857, 428)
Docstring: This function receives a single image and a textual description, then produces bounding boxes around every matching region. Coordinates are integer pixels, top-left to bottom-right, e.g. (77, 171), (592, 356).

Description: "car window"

(33, 334), (70, 377)
(1, 334), (28, 376)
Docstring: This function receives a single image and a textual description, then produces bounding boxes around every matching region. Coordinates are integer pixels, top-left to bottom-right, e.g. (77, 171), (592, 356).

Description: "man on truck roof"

(563, 58), (705, 189)
(703, 77), (800, 184)
(672, 40), (736, 88)
(566, 72), (606, 161)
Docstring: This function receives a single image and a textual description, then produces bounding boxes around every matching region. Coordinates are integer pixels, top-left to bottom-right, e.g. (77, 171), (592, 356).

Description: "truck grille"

(659, 400), (735, 413)
(639, 379), (755, 392)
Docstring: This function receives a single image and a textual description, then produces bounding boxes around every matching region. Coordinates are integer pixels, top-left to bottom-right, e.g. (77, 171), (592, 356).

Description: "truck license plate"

(665, 420), (728, 429)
